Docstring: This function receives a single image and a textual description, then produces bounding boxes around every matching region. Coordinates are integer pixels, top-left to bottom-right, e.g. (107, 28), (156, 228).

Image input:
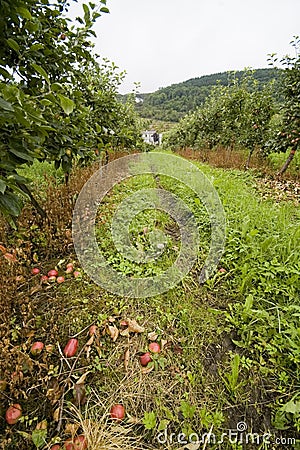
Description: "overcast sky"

(70, 0), (300, 93)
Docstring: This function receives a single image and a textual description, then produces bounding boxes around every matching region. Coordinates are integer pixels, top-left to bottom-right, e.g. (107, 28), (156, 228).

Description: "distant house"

(142, 130), (162, 145)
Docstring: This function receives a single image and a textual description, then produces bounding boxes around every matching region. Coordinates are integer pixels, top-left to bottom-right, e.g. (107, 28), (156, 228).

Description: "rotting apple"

(30, 341), (44, 356)
(139, 352), (152, 367)
(110, 404), (125, 422)
(5, 404), (22, 424)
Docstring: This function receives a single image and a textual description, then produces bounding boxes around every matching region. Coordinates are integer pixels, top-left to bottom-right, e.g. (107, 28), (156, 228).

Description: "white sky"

(69, 0), (300, 93)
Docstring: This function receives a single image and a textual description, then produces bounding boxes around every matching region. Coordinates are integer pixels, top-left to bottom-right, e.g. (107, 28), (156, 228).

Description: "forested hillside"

(136, 68), (280, 121)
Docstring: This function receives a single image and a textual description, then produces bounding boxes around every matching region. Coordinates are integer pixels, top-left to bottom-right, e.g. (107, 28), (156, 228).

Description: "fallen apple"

(30, 341), (44, 356)
(139, 352), (152, 367)
(5, 403), (22, 424)
(149, 342), (161, 353)
(48, 269), (58, 277)
(31, 267), (40, 275)
(73, 435), (87, 449)
(110, 404), (125, 422)
(63, 338), (78, 357)
(73, 271), (81, 278)
(50, 445), (61, 450)
(48, 276), (57, 283)
(218, 268), (226, 273)
(41, 275), (49, 283)
(64, 438), (74, 450)
(57, 276), (65, 284)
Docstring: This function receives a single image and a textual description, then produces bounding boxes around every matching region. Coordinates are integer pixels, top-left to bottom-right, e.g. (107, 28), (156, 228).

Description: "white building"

(142, 130), (162, 145)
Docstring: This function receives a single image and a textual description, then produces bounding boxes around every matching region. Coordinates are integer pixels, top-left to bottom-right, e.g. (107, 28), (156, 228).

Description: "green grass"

(3, 153), (300, 449)
(267, 151), (300, 176)
(68, 157), (299, 444)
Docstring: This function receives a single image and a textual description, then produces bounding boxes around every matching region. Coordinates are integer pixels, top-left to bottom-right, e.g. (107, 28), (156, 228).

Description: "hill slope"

(136, 68), (280, 122)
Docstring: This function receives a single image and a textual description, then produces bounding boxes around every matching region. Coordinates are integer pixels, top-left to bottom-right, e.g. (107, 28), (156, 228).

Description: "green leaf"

(7, 38), (20, 52)
(9, 148), (34, 162)
(0, 179), (6, 194)
(0, 191), (23, 217)
(0, 67), (13, 79)
(31, 64), (50, 84)
(57, 94), (75, 115)
(100, 7), (109, 13)
(29, 43), (44, 52)
(0, 97), (14, 112)
(51, 82), (63, 92)
(142, 411), (156, 430)
(16, 7), (32, 20)
(32, 429), (47, 448)
(180, 400), (196, 419)
(158, 419), (169, 431)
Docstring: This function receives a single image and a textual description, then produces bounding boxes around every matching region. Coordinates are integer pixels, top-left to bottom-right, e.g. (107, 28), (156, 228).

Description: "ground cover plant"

(0, 151), (299, 449)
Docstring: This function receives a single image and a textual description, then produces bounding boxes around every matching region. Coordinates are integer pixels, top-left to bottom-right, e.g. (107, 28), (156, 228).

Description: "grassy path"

(1, 153), (299, 449)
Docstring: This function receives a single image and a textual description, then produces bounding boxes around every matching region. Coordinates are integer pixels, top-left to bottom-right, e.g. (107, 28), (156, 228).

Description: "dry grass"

(176, 146), (299, 181)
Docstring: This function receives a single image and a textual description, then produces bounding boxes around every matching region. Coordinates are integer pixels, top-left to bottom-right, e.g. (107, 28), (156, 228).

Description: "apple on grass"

(30, 341), (44, 356)
(5, 404), (22, 424)
(110, 404), (125, 422)
(139, 352), (152, 367)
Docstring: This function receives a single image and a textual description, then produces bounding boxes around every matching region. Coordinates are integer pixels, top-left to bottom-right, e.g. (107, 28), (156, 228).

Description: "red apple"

(218, 268), (226, 273)
(41, 275), (49, 283)
(63, 338), (78, 357)
(31, 267), (40, 275)
(139, 352), (152, 367)
(30, 341), (44, 356)
(50, 445), (61, 450)
(66, 263), (74, 273)
(5, 403), (22, 424)
(149, 342), (161, 353)
(48, 276), (57, 283)
(110, 404), (125, 422)
(48, 269), (58, 277)
(57, 276), (65, 284)
(73, 435), (87, 449)
(73, 271), (81, 278)
(64, 439), (74, 450)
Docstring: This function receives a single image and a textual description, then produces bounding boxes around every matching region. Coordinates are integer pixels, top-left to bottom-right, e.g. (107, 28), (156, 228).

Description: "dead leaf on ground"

(120, 319), (145, 336)
(107, 325), (119, 342)
(76, 371), (90, 385)
(148, 331), (159, 341)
